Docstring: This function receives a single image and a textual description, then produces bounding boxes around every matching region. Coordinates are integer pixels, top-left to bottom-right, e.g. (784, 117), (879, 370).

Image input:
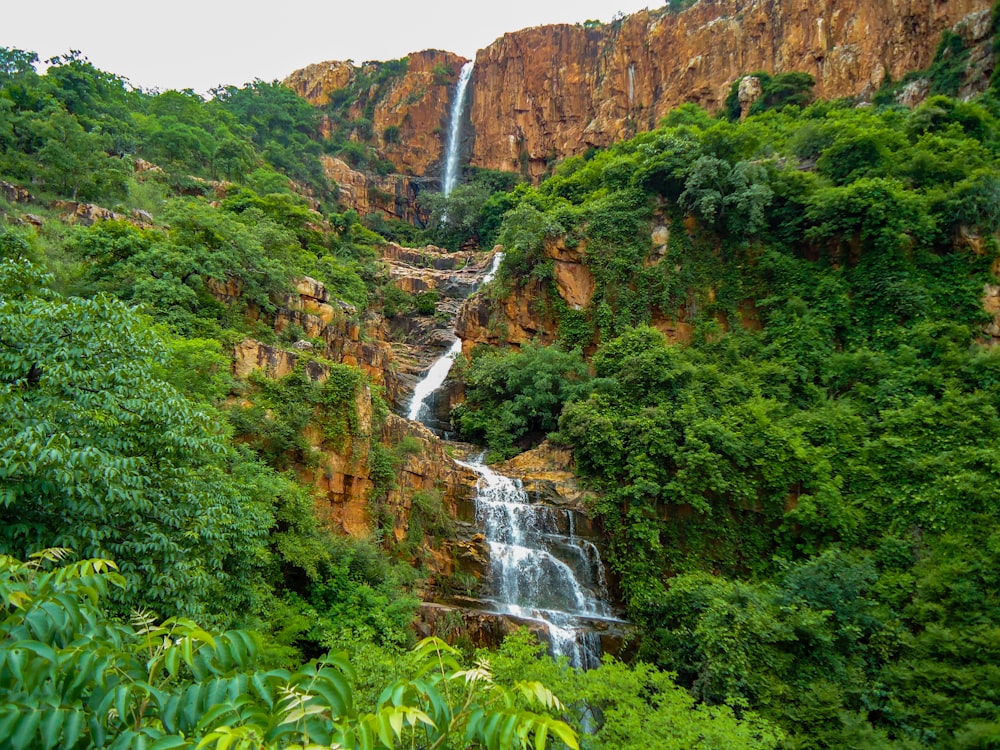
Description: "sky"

(3, 1), (657, 95)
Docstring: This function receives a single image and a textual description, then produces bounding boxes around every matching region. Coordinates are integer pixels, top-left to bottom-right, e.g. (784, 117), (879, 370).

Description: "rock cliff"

(469, 0), (992, 178)
(287, 0), (992, 194)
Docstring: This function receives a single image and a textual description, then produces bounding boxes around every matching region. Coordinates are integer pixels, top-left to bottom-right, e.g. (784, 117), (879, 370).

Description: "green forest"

(2, 9), (1000, 747)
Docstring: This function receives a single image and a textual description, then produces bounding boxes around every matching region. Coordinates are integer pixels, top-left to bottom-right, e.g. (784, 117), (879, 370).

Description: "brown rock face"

(455, 274), (558, 355)
(291, 1), (992, 196)
(0, 180), (32, 204)
(983, 283), (1000, 342)
(319, 156), (422, 223)
(283, 60), (354, 104)
(469, 1), (991, 179)
(375, 50), (470, 179)
(454, 237), (592, 353)
(286, 51), (469, 179)
(50, 200), (153, 228)
(416, 602), (636, 657)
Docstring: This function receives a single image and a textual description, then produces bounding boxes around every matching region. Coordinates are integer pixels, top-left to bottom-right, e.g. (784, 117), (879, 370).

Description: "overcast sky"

(3, 1), (658, 94)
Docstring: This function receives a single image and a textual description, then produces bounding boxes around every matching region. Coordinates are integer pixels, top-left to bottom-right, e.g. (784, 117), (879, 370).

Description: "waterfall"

(457, 455), (616, 669)
(407, 338), (462, 423)
(442, 61), (474, 197)
(403, 249), (617, 669)
(405, 252), (503, 426)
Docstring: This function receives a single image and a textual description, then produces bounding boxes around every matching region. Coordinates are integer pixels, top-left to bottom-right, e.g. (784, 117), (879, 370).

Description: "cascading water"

(405, 252), (502, 426)
(456, 455), (616, 669)
(442, 61), (473, 197)
(405, 250), (617, 669)
(407, 339), (462, 423)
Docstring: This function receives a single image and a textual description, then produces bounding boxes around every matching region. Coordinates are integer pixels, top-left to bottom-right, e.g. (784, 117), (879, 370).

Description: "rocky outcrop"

(233, 338), (323, 381)
(51, 200), (153, 228)
(385, 242), (497, 297)
(455, 274), (557, 355)
(311, 415), (486, 586)
(497, 441), (602, 539)
(283, 60), (354, 104)
(498, 442), (593, 510)
(469, 0), (992, 179)
(320, 156), (423, 222)
(287, 50), (469, 179)
(383, 244), (502, 423)
(983, 282), (1000, 343)
(455, 236), (593, 354)
(0, 180), (32, 204)
(416, 602), (635, 657)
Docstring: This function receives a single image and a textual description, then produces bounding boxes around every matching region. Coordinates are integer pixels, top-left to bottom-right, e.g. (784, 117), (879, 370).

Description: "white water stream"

(456, 455), (615, 669)
(404, 246), (616, 668)
(404, 252), (502, 425)
(442, 61), (474, 197)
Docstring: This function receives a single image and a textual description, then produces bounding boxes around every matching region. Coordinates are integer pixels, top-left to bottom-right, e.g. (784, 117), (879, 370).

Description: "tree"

(0, 259), (270, 622)
(27, 104), (128, 200)
(453, 343), (591, 459)
(679, 156), (773, 236)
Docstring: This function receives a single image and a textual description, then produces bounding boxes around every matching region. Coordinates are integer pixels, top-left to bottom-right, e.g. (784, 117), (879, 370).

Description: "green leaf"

(39, 708), (66, 750)
(9, 709), (41, 750)
(62, 710), (85, 748)
(549, 718), (579, 750)
(149, 736), (189, 750)
(535, 721), (549, 750)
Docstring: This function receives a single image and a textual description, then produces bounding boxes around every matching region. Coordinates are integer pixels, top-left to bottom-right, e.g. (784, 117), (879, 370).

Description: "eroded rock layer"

(469, 0), (992, 178)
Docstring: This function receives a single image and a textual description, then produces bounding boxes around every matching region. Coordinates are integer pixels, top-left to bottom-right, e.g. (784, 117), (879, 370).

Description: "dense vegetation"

(3, 12), (1000, 747)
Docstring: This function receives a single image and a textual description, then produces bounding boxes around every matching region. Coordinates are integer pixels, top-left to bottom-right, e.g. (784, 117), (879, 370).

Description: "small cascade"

(405, 252), (502, 428)
(442, 61), (474, 197)
(407, 338), (461, 423)
(457, 455), (618, 669)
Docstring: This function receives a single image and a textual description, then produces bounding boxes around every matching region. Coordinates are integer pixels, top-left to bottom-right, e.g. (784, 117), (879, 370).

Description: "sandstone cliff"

(285, 51), (469, 179)
(469, 0), (993, 178)
(285, 51), (470, 221)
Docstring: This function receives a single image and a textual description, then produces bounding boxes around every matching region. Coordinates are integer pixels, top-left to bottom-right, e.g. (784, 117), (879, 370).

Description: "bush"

(453, 342), (591, 459)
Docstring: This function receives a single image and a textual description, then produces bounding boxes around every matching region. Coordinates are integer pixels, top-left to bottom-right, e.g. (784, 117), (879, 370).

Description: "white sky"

(3, 1), (657, 95)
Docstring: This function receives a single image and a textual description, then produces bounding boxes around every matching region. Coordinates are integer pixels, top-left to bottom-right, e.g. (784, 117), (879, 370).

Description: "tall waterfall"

(457, 455), (615, 669)
(442, 61), (474, 197)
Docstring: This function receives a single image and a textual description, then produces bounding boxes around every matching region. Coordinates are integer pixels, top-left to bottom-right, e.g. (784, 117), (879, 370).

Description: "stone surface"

(468, 1), (992, 179)
(283, 60), (354, 104)
(983, 283), (1000, 342)
(415, 602), (635, 657)
(232, 339), (327, 381)
(51, 200), (153, 227)
(0, 180), (32, 204)
(319, 156), (423, 222)
(454, 237), (594, 352)
(737, 75), (764, 119)
(286, 51), (469, 180)
(455, 273), (558, 355)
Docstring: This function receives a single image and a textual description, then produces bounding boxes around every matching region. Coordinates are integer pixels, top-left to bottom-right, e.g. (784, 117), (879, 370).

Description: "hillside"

(2, 3), (1000, 748)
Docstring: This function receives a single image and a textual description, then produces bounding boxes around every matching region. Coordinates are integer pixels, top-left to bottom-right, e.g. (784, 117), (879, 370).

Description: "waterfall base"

(416, 602), (636, 662)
